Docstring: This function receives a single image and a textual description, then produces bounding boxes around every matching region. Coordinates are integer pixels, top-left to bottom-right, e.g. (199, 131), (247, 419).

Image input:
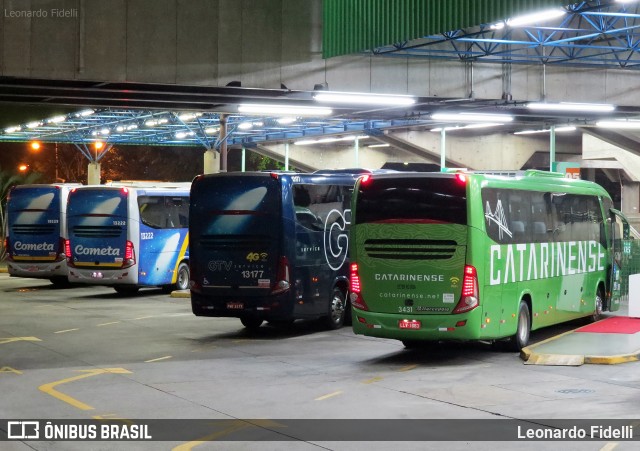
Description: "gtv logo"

(324, 209), (350, 271)
(208, 260), (232, 271)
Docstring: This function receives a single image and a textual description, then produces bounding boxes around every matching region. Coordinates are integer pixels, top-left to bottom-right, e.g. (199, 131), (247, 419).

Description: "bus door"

(293, 183), (350, 316)
(137, 194), (189, 286)
(608, 209), (629, 311)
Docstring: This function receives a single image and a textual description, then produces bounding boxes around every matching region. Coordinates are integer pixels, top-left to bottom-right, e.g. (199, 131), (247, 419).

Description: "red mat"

(575, 316), (640, 334)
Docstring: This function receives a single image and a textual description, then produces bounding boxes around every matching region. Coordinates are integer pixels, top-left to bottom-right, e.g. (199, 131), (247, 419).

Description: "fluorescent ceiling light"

(506, 9), (566, 27)
(313, 91), (416, 106)
(432, 113), (513, 122)
(178, 113), (196, 121)
(77, 109), (94, 117)
(26, 121), (42, 129)
(431, 123), (504, 132)
(294, 135), (368, 146)
(175, 131), (188, 139)
(4, 126), (21, 133)
(514, 126), (577, 135)
(48, 115), (66, 123)
(527, 102), (615, 113)
(368, 143), (390, 148)
(238, 104), (332, 116)
(205, 127), (219, 134)
(596, 119), (640, 129)
(238, 122), (253, 130)
(277, 117), (296, 125)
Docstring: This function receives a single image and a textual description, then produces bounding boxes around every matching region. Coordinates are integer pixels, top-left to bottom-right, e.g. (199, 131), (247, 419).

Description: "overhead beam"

(581, 128), (640, 158)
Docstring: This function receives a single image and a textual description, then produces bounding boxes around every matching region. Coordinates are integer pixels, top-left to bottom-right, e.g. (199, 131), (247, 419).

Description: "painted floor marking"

(315, 390), (343, 401)
(39, 367), (132, 411)
(362, 376), (384, 384)
(97, 321), (121, 327)
(172, 420), (284, 451)
(0, 336), (41, 344)
(54, 329), (79, 334)
(145, 356), (173, 363)
(398, 364), (418, 372)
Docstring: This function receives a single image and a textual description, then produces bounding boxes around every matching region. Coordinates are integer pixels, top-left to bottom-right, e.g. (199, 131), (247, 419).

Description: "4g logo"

(246, 252), (268, 262)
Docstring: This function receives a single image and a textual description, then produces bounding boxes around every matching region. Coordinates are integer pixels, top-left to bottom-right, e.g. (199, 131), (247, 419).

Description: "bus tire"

(240, 316), (263, 330)
(507, 301), (531, 351)
(114, 285), (140, 296)
(592, 288), (604, 322)
(402, 340), (422, 349)
(324, 287), (346, 330)
(174, 262), (190, 291)
(49, 276), (71, 288)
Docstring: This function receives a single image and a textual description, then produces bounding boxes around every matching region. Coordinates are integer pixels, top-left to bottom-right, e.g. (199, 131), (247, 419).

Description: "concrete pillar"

(87, 162), (101, 185)
(621, 181), (640, 229)
(204, 149), (220, 174)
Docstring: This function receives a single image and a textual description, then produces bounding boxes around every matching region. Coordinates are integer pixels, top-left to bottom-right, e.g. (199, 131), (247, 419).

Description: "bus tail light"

(453, 265), (479, 314)
(349, 263), (369, 311)
(4, 237), (13, 261)
(272, 256), (290, 294)
(123, 240), (136, 268)
(64, 239), (72, 264)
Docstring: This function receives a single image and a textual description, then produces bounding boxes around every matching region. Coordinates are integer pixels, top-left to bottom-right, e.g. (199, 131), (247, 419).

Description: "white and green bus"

(349, 170), (629, 350)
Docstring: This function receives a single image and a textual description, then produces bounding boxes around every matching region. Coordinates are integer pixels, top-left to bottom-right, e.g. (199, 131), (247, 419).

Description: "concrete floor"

(1, 273), (639, 450)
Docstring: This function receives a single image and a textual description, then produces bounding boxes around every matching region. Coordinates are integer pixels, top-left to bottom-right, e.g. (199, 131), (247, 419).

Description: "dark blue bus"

(189, 171), (364, 329)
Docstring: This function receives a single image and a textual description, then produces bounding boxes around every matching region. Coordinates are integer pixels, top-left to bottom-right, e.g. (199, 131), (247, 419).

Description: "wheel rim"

(330, 292), (345, 325)
(517, 307), (529, 344)
(594, 292), (603, 319)
(177, 265), (189, 290)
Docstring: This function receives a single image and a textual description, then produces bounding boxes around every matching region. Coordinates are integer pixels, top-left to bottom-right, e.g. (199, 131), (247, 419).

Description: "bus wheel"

(324, 287), (346, 330)
(507, 301), (531, 351)
(49, 277), (71, 288)
(240, 317), (263, 330)
(592, 289), (604, 322)
(114, 286), (140, 296)
(174, 262), (190, 291)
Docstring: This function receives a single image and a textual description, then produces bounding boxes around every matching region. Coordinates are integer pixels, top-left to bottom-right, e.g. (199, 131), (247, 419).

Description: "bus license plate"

(399, 319), (421, 330)
(227, 302), (244, 310)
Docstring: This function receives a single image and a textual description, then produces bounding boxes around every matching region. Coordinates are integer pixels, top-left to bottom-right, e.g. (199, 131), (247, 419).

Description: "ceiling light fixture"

(238, 104), (332, 116)
(526, 102), (615, 112)
(313, 91), (416, 106)
(514, 126), (577, 135)
(506, 9), (566, 27)
(596, 119), (640, 129)
(294, 135), (368, 146)
(431, 123), (505, 132)
(431, 113), (513, 122)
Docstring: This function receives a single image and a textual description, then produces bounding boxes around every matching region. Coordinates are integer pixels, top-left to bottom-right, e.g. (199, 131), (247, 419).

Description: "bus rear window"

(191, 175), (281, 236)
(355, 177), (467, 225)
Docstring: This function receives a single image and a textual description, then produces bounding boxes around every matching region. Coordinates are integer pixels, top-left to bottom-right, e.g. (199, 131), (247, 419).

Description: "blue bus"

(189, 171), (364, 329)
(65, 183), (190, 295)
(5, 183), (81, 286)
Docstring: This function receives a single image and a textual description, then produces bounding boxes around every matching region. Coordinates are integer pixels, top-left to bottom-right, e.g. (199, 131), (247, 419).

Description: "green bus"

(349, 170), (629, 350)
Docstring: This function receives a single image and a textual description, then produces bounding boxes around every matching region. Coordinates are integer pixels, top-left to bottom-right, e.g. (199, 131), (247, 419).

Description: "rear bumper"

(8, 259), (67, 279)
(68, 266), (137, 285)
(351, 308), (484, 341)
(190, 289), (293, 320)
